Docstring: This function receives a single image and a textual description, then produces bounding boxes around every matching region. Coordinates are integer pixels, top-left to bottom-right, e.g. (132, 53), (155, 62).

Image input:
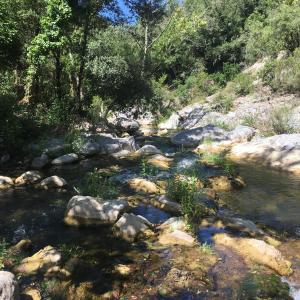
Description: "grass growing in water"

(76, 169), (119, 199)
(168, 174), (204, 224)
(200, 152), (237, 177)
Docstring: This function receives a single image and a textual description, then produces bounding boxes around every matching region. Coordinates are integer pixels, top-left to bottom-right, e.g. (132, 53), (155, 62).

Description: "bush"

(232, 73), (253, 96)
(64, 129), (85, 153)
(214, 92), (235, 113)
(76, 169), (119, 199)
(269, 106), (294, 135)
(168, 174), (204, 223)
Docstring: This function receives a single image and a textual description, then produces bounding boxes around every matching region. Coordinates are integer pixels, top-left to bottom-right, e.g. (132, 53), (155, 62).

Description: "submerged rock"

(159, 229), (195, 246)
(213, 233), (292, 276)
(31, 154), (49, 169)
(113, 213), (153, 242)
(15, 171), (43, 185)
(15, 246), (61, 275)
(171, 125), (228, 148)
(0, 271), (19, 300)
(207, 175), (245, 192)
(64, 196), (129, 226)
(51, 153), (79, 165)
(39, 176), (67, 189)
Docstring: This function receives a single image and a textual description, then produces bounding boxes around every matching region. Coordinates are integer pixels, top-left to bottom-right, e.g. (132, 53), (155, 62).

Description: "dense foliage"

(1, 0), (300, 153)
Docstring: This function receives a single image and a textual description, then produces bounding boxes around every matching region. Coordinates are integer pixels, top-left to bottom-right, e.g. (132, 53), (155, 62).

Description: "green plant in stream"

(168, 174), (204, 223)
(76, 169), (118, 199)
(200, 152), (237, 177)
(238, 273), (291, 299)
(140, 158), (159, 177)
(64, 129), (85, 153)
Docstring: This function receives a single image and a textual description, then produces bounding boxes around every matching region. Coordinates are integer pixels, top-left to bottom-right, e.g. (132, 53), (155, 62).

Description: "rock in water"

(31, 154), (49, 169)
(137, 145), (162, 156)
(14, 246), (61, 275)
(207, 175), (245, 192)
(64, 196), (129, 226)
(15, 171), (43, 185)
(39, 176), (67, 189)
(213, 233), (292, 276)
(171, 125), (228, 148)
(158, 230), (195, 247)
(0, 176), (14, 189)
(113, 213), (153, 242)
(51, 153), (79, 165)
(0, 271), (19, 300)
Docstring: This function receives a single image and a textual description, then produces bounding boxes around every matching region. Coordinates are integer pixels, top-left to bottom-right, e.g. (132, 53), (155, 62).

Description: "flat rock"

(213, 233), (292, 276)
(230, 134), (300, 174)
(113, 213), (153, 242)
(0, 271), (19, 300)
(51, 153), (79, 165)
(207, 175), (245, 192)
(15, 171), (43, 185)
(159, 229), (195, 246)
(128, 178), (160, 194)
(79, 142), (100, 156)
(64, 196), (129, 226)
(156, 195), (182, 214)
(39, 176), (67, 189)
(171, 125), (228, 148)
(14, 246), (61, 275)
(159, 217), (188, 232)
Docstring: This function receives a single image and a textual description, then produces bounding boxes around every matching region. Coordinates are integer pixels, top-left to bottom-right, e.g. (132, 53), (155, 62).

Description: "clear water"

(222, 163), (300, 233)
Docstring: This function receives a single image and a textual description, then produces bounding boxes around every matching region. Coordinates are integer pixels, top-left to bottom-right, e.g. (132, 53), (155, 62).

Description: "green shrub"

(269, 106), (294, 135)
(211, 63), (241, 87)
(214, 92), (235, 113)
(140, 159), (159, 177)
(232, 73), (253, 96)
(64, 129), (85, 153)
(76, 169), (119, 199)
(242, 114), (257, 128)
(168, 174), (204, 223)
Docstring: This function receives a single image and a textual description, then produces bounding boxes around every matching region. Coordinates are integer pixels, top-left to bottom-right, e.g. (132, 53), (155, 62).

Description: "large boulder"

(51, 153), (79, 165)
(0, 271), (19, 300)
(39, 176), (67, 189)
(15, 171), (43, 185)
(95, 135), (136, 155)
(14, 246), (61, 275)
(171, 125), (228, 148)
(230, 134), (300, 173)
(228, 125), (255, 143)
(113, 213), (153, 242)
(180, 106), (206, 129)
(31, 154), (49, 169)
(115, 117), (140, 134)
(78, 142), (100, 156)
(213, 233), (292, 276)
(64, 196), (129, 226)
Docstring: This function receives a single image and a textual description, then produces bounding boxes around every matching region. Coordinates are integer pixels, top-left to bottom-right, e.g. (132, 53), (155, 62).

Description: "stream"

(1, 137), (300, 299)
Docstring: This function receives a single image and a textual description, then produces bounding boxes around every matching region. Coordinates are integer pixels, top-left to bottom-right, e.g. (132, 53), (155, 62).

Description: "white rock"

(51, 153), (79, 165)
(39, 176), (67, 188)
(0, 176), (14, 186)
(113, 213), (153, 241)
(0, 271), (19, 300)
(64, 196), (129, 226)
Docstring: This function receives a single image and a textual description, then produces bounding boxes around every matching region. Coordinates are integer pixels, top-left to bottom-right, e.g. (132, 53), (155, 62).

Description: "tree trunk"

(142, 23), (149, 77)
(54, 50), (62, 101)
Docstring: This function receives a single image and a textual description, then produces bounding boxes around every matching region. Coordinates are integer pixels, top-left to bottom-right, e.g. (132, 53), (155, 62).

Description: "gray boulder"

(0, 271), (19, 300)
(31, 154), (49, 169)
(95, 135), (136, 155)
(228, 125), (255, 143)
(79, 142), (100, 156)
(171, 124), (228, 148)
(15, 171), (43, 185)
(137, 145), (162, 156)
(115, 117), (140, 134)
(64, 196), (129, 226)
(113, 213), (153, 241)
(51, 153), (79, 165)
(0, 176), (14, 188)
(180, 106), (206, 129)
